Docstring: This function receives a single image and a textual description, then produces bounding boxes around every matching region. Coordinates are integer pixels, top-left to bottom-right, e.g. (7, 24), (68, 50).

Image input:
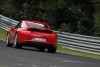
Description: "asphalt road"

(0, 40), (100, 67)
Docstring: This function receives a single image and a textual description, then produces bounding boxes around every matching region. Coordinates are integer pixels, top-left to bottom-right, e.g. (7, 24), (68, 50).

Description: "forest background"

(0, 0), (100, 36)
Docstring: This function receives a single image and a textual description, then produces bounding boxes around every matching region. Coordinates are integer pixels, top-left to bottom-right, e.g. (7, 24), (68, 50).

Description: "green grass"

(57, 44), (100, 59)
(0, 28), (7, 40)
(0, 28), (100, 59)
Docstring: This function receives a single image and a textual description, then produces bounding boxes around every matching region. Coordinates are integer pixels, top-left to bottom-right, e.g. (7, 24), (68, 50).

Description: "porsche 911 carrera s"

(6, 20), (58, 53)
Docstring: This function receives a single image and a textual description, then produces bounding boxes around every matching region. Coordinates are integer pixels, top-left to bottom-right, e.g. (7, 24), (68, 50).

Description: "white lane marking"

(63, 60), (95, 64)
(17, 63), (22, 66)
(50, 66), (57, 67)
(63, 60), (85, 64)
(32, 65), (38, 67)
(0, 39), (6, 41)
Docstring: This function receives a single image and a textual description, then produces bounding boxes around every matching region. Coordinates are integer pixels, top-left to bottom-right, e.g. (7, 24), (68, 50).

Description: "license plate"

(33, 38), (46, 42)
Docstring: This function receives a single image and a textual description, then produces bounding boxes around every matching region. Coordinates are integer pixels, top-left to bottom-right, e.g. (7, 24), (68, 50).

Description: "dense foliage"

(0, 0), (100, 36)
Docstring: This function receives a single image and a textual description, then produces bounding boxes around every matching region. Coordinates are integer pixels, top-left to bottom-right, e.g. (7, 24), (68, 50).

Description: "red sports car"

(6, 20), (58, 53)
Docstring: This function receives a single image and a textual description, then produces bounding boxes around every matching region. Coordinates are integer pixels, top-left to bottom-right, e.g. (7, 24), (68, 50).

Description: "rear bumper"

(22, 41), (57, 49)
(17, 32), (58, 48)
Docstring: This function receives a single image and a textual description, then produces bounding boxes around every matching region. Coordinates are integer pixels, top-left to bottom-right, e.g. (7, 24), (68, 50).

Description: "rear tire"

(48, 46), (56, 53)
(13, 34), (22, 49)
(6, 34), (12, 47)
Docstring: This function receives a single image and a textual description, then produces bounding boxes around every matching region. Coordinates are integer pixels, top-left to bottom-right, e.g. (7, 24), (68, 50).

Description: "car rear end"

(18, 21), (58, 53)
(25, 28), (57, 46)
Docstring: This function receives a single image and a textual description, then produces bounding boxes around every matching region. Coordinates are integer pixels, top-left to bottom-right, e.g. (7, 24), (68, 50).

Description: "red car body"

(6, 20), (58, 53)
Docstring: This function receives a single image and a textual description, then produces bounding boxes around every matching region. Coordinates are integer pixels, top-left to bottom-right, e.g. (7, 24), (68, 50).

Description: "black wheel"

(48, 46), (56, 53)
(13, 34), (22, 49)
(39, 47), (45, 52)
(6, 34), (12, 47)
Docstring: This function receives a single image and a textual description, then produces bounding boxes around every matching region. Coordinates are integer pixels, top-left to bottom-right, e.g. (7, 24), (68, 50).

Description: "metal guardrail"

(0, 15), (100, 55)
(0, 15), (19, 31)
(56, 31), (100, 55)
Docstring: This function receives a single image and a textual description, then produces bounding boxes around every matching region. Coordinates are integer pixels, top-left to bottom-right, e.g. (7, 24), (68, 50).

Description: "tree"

(59, 23), (70, 32)
(0, 0), (99, 36)
(1, 0), (17, 18)
(92, 0), (100, 36)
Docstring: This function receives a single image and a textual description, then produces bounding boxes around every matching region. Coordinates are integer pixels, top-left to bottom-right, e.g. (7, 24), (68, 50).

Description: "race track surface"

(0, 40), (100, 67)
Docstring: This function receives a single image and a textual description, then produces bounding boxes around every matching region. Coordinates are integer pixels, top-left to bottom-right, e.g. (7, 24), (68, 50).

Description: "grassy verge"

(0, 28), (100, 59)
(0, 28), (7, 40)
(57, 44), (100, 59)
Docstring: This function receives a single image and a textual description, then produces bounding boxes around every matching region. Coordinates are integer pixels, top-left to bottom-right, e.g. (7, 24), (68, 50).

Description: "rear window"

(27, 22), (48, 28)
